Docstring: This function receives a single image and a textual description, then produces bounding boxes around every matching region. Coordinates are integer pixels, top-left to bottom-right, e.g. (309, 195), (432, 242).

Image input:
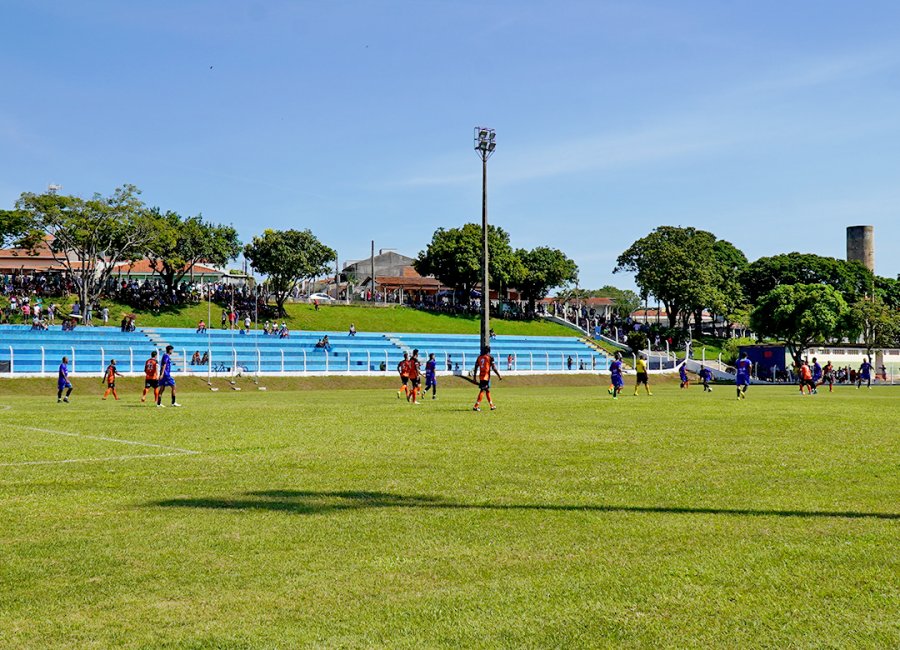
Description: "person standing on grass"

(423, 352), (438, 399)
(473, 345), (502, 411)
(57, 356), (73, 403)
(141, 350), (160, 403)
(811, 357), (823, 393)
(799, 359), (814, 395)
(607, 352), (624, 399)
(679, 362), (690, 389)
(396, 351), (410, 399)
(634, 353), (652, 396)
(735, 351), (752, 400)
(407, 349), (422, 405)
(156, 345), (182, 408)
(101, 359), (123, 401)
(699, 365), (713, 392)
(823, 361), (835, 393)
(857, 358), (873, 389)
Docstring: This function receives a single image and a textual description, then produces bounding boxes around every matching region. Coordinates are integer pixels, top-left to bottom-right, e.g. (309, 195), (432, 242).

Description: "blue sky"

(3, 0), (900, 288)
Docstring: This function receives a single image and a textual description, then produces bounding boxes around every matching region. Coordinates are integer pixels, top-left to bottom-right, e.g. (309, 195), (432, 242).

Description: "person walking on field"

(634, 353), (652, 396)
(473, 345), (502, 411)
(141, 350), (160, 403)
(57, 356), (73, 403)
(396, 351), (410, 399)
(735, 351), (752, 400)
(608, 352), (624, 399)
(407, 349), (422, 405)
(101, 359), (123, 401)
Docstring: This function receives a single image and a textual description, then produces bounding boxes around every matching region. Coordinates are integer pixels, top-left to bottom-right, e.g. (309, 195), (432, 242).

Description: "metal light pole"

(474, 127), (496, 353)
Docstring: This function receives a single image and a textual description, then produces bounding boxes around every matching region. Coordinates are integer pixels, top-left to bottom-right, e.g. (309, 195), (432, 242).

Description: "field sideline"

(0, 379), (897, 648)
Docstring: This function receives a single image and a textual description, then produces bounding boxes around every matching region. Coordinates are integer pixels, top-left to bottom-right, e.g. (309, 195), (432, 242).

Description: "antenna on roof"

(47, 184), (62, 194)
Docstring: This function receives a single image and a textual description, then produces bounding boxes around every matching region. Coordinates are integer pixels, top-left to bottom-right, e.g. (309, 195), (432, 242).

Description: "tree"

(750, 283), (850, 366)
(514, 246), (578, 313)
(414, 224), (519, 298)
(585, 285), (641, 319)
(849, 296), (900, 358)
(740, 253), (874, 305)
(6, 185), (154, 312)
(244, 229), (335, 316)
(146, 210), (241, 296)
(614, 226), (746, 332)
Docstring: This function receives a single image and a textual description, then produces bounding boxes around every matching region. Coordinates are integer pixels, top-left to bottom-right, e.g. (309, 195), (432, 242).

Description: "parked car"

(307, 293), (335, 303)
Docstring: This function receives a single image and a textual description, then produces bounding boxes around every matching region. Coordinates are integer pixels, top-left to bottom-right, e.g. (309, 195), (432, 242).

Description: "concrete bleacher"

(391, 333), (607, 372)
(0, 325), (156, 375)
(0, 324), (607, 376)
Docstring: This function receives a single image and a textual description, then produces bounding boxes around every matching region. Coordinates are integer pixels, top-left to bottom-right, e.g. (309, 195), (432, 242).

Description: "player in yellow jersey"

(633, 353), (652, 396)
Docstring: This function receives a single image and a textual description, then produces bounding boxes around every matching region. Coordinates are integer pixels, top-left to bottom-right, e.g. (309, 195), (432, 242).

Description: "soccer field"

(0, 378), (897, 648)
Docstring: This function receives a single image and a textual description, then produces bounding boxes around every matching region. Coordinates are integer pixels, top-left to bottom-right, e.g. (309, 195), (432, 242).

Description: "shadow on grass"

(150, 489), (899, 520)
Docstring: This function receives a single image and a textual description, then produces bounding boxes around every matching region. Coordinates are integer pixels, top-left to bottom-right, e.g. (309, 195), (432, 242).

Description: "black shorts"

(400, 376), (409, 385)
(144, 378), (158, 389)
(107, 381), (116, 389)
(410, 377), (421, 387)
(478, 379), (491, 390)
(636, 372), (648, 384)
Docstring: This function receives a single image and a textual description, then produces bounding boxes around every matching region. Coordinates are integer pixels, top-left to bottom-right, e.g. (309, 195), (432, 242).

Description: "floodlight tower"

(474, 127), (496, 353)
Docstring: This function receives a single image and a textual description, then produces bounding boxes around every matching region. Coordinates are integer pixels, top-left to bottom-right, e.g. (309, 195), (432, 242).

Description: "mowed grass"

(0, 378), (897, 649)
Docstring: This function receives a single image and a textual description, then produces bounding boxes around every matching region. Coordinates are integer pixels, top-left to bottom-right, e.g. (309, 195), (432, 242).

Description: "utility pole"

(474, 127), (496, 352)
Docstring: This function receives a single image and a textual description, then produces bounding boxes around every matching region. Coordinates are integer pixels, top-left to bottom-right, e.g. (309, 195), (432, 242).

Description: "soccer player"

(823, 361), (835, 393)
(633, 353), (652, 396)
(101, 359), (123, 401)
(57, 355), (73, 403)
(811, 357), (823, 394)
(608, 352), (624, 399)
(699, 365), (713, 392)
(141, 350), (160, 403)
(735, 351), (752, 399)
(679, 363), (690, 389)
(473, 345), (502, 411)
(407, 349), (422, 405)
(857, 357), (873, 389)
(396, 351), (410, 399)
(156, 345), (181, 408)
(798, 359), (814, 395)
(423, 352), (438, 399)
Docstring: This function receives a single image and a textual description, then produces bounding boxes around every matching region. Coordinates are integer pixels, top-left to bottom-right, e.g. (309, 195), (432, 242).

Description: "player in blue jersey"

(156, 345), (182, 407)
(56, 356), (73, 403)
(811, 357), (823, 394)
(857, 358), (873, 389)
(735, 352), (752, 399)
(607, 352), (624, 399)
(679, 363), (690, 389)
(699, 365), (713, 392)
(423, 352), (438, 399)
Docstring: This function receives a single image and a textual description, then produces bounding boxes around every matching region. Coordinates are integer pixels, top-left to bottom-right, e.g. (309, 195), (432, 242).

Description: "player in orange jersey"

(407, 349), (423, 404)
(396, 351), (410, 399)
(141, 350), (160, 403)
(473, 345), (502, 411)
(101, 359), (123, 400)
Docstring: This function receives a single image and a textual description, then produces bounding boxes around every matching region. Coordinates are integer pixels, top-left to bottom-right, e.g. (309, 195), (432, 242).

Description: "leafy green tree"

(244, 229), (336, 316)
(414, 224), (520, 298)
(614, 226), (746, 332)
(875, 276), (900, 311)
(848, 296), (900, 358)
(740, 253), (874, 305)
(6, 185), (154, 312)
(514, 246), (578, 313)
(750, 283), (850, 366)
(584, 285), (641, 319)
(146, 210), (241, 295)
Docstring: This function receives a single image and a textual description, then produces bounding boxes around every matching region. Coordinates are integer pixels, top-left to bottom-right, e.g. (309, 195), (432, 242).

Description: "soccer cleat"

(156, 403), (165, 408)
(172, 402), (182, 407)
(63, 397), (69, 403)
(607, 387), (613, 395)
(473, 405), (481, 412)
(489, 404), (496, 410)
(648, 392), (654, 396)
(57, 398), (61, 403)
(397, 390), (402, 398)
(432, 396), (436, 400)
(140, 397), (145, 403)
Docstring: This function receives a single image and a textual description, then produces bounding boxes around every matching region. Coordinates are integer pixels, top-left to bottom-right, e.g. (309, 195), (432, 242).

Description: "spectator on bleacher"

(349, 323), (356, 337)
(200, 351), (209, 365)
(447, 354), (453, 371)
(244, 316), (251, 332)
(567, 355), (574, 371)
(279, 324), (289, 339)
(191, 351), (202, 366)
(197, 320), (207, 334)
(221, 309), (227, 329)
(101, 306), (109, 325)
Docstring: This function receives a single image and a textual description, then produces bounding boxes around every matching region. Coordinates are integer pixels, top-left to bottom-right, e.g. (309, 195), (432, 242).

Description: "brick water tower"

(846, 225), (875, 272)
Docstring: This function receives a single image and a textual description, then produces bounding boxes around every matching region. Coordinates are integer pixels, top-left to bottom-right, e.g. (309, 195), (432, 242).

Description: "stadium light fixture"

(473, 127), (496, 353)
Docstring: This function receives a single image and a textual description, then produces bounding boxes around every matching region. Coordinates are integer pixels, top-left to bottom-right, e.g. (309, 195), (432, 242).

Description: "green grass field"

(0, 377), (897, 648)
